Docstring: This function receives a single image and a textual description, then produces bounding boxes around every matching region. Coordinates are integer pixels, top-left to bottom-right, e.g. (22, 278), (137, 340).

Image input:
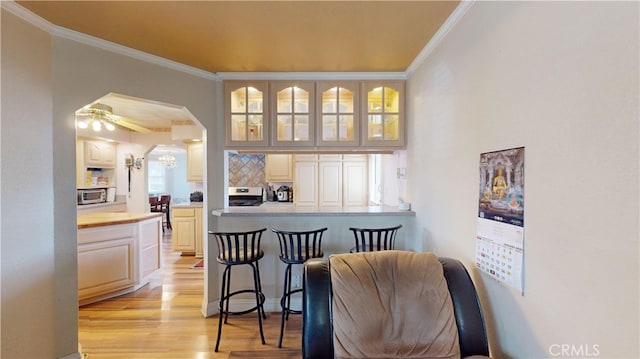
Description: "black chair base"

(279, 264), (303, 348)
(215, 262), (267, 352)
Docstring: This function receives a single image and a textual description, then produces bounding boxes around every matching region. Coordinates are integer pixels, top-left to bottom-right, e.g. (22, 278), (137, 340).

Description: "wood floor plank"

(79, 231), (302, 358)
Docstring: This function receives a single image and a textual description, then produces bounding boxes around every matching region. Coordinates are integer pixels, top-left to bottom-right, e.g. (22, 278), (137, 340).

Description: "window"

(148, 160), (166, 194)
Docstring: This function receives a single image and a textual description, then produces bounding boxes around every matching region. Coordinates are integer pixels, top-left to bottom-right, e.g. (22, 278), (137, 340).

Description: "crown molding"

(217, 72), (407, 81)
(2, 1), (220, 81)
(53, 26), (220, 81)
(1, 0), (54, 33)
(406, 0), (476, 75)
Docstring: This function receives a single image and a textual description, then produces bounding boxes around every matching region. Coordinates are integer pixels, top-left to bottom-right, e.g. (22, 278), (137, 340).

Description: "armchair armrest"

(302, 258), (334, 359)
(439, 257), (490, 357)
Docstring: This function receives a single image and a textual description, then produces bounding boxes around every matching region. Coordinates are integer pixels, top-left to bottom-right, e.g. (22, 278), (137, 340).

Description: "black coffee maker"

(276, 186), (291, 202)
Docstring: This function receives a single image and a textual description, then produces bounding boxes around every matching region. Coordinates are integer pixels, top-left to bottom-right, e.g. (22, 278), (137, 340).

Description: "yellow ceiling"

(17, 1), (460, 73)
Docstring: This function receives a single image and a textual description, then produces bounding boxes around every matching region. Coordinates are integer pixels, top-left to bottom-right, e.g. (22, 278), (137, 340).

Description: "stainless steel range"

(228, 187), (264, 206)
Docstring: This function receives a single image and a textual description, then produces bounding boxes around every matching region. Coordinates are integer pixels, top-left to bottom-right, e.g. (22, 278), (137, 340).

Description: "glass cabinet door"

(316, 81), (360, 147)
(270, 81), (315, 147)
(362, 81), (405, 147)
(225, 81), (269, 147)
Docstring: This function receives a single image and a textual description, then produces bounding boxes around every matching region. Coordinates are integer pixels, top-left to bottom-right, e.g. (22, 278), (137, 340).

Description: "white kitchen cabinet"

(318, 158), (342, 209)
(224, 80), (405, 150)
(270, 81), (315, 147)
(76, 139), (117, 188)
(265, 154), (294, 182)
(78, 234), (136, 303)
(224, 81), (269, 147)
(171, 206), (203, 256)
(362, 81), (406, 147)
(186, 142), (204, 182)
(293, 156), (318, 208)
(316, 81), (360, 147)
(342, 155), (368, 207)
(84, 139), (117, 167)
(194, 207), (203, 258)
(77, 215), (162, 306)
(294, 154), (367, 208)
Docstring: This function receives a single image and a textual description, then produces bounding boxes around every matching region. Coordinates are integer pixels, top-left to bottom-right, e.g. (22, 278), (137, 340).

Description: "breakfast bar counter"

(211, 203), (415, 217)
(207, 204), (416, 315)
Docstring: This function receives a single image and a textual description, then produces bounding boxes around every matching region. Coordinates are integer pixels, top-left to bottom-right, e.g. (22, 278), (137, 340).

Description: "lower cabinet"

(171, 206), (203, 257)
(78, 216), (162, 306)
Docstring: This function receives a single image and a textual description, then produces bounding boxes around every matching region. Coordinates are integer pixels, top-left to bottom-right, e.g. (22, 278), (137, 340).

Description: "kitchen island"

(206, 203), (416, 315)
(77, 212), (163, 305)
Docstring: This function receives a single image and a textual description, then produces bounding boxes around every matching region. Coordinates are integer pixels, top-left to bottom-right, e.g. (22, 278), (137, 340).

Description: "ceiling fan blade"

(108, 116), (154, 134)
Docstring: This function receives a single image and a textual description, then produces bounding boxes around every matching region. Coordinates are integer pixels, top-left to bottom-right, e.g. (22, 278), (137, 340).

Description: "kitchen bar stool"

(349, 224), (402, 253)
(209, 228), (268, 352)
(272, 227), (327, 348)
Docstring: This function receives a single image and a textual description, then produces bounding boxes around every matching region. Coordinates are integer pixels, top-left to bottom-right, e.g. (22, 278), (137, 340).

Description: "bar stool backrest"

(273, 227), (327, 264)
(210, 228), (267, 265)
(350, 224), (403, 252)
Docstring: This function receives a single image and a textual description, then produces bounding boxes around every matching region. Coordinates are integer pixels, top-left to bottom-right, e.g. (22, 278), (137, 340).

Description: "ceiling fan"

(76, 103), (154, 134)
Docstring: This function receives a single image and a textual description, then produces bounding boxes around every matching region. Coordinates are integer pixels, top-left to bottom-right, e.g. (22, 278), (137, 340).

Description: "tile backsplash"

(228, 153), (266, 188)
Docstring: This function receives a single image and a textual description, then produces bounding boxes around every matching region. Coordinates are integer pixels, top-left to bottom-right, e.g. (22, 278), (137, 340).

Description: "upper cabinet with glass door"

(270, 81), (315, 147)
(316, 81), (360, 147)
(224, 81), (269, 147)
(362, 81), (405, 147)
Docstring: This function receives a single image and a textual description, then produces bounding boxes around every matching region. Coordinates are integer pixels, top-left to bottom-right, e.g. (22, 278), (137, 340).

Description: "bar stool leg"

(251, 262), (266, 345)
(278, 263), (292, 348)
(215, 265), (230, 352)
(255, 261), (267, 319)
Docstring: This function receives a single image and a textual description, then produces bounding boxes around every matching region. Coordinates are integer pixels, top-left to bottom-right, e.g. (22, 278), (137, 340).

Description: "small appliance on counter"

(77, 188), (107, 205)
(190, 191), (203, 202)
(276, 185), (292, 202)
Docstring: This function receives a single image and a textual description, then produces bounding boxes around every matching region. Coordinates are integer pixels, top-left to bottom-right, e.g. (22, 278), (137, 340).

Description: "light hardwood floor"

(79, 231), (302, 359)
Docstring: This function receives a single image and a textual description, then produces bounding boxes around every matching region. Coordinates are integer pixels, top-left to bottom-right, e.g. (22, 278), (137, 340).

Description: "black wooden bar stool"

(209, 228), (268, 352)
(349, 224), (402, 252)
(272, 227), (327, 348)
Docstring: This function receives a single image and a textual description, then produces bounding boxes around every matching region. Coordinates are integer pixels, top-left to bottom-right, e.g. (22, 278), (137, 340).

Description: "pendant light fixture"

(76, 103), (116, 132)
(158, 153), (177, 168)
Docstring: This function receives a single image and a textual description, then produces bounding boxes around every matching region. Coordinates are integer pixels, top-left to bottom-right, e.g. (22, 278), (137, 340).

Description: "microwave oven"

(78, 189), (106, 205)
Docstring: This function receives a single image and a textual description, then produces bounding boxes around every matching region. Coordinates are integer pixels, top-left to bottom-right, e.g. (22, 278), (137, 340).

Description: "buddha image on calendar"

(476, 147), (524, 292)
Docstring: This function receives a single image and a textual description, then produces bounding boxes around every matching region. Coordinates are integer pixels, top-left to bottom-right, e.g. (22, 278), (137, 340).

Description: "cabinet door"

(225, 81), (269, 147)
(78, 237), (136, 301)
(84, 140), (117, 168)
(294, 160), (318, 207)
(194, 207), (203, 258)
(316, 81), (360, 147)
(318, 160), (342, 209)
(187, 142), (204, 182)
(266, 154), (293, 182)
(343, 157), (368, 207)
(172, 208), (196, 252)
(270, 81), (315, 147)
(362, 81), (405, 147)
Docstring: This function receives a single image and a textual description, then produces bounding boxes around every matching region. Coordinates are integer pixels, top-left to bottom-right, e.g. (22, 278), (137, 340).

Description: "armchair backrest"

(302, 251), (489, 359)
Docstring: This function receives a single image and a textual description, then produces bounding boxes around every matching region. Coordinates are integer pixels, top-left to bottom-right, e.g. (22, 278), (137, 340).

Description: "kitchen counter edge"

(211, 205), (415, 217)
(78, 212), (163, 229)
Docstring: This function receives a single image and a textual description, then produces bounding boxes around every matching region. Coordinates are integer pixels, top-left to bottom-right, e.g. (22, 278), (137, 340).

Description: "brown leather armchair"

(302, 251), (490, 359)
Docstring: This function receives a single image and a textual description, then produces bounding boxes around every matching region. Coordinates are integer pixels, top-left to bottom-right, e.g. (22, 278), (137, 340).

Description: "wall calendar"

(476, 147), (525, 293)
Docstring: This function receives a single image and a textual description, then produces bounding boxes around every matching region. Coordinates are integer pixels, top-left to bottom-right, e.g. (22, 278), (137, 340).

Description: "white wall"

(1, 10), (57, 358)
(406, 2), (638, 358)
(2, 5), (221, 357)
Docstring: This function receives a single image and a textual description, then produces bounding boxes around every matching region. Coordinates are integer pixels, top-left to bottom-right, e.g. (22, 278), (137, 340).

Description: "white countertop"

(212, 202), (414, 217)
(172, 202), (204, 208)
